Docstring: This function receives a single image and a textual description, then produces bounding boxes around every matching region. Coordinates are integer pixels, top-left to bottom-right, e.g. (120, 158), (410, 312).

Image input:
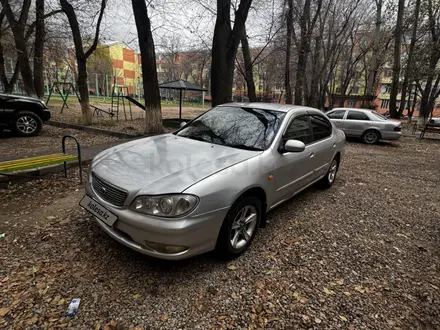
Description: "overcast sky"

(100, 0), (283, 53)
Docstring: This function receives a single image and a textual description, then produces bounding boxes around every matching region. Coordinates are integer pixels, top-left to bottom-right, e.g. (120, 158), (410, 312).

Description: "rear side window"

(347, 111), (369, 121)
(327, 110), (346, 119)
(310, 115), (332, 142)
(284, 115), (312, 144)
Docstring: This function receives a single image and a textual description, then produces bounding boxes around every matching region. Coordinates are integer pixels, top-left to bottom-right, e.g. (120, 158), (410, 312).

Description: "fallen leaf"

(339, 315), (348, 322)
(27, 316), (39, 325)
(0, 233), (5, 239)
(103, 320), (118, 330)
(227, 265), (237, 271)
(323, 287), (336, 295)
(218, 315), (227, 320)
(160, 313), (168, 322)
(336, 279), (345, 285)
(343, 291), (351, 296)
(301, 315), (311, 323)
(314, 317), (322, 324)
(354, 285), (366, 293)
(0, 308), (10, 317)
(132, 294), (142, 300)
(46, 216), (57, 220)
(95, 323), (101, 330)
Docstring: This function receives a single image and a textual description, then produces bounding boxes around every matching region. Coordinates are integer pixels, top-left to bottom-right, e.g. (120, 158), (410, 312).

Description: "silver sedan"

(326, 108), (402, 144)
(80, 103), (345, 260)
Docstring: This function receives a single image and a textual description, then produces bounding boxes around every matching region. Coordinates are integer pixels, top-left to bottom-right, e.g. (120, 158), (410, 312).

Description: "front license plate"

(79, 195), (117, 227)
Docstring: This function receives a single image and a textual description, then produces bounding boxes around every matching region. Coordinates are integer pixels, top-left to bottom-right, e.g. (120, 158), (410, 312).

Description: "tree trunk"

(211, 0), (253, 106)
(366, 0), (382, 97)
(60, 0), (106, 125)
(399, 0), (421, 116)
(294, 0), (311, 105)
(389, 0), (405, 118)
(241, 26), (256, 102)
(0, 0), (36, 96)
(131, 0), (163, 134)
(33, 0), (45, 99)
(408, 84), (417, 122)
(284, 0), (293, 104)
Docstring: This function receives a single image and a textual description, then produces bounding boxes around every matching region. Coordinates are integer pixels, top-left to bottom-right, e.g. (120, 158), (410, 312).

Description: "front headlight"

(130, 194), (199, 218)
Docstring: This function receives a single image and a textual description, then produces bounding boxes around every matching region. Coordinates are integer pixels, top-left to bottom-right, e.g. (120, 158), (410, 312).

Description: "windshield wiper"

(228, 144), (263, 151)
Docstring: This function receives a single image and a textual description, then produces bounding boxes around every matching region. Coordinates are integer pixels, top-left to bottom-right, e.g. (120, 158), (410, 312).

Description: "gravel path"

(0, 136), (439, 329)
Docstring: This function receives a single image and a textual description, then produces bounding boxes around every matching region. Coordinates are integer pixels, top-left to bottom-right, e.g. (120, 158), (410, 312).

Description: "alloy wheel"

(17, 116), (38, 134)
(230, 205), (257, 250)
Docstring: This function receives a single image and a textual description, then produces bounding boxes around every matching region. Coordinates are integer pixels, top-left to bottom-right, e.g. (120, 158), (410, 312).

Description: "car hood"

(92, 134), (261, 195)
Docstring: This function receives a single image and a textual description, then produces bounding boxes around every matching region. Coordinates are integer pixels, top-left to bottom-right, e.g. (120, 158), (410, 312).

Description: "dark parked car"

(0, 93), (51, 136)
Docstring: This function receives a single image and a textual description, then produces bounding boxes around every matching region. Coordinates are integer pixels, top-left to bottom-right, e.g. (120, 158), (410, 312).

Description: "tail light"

(394, 126), (402, 132)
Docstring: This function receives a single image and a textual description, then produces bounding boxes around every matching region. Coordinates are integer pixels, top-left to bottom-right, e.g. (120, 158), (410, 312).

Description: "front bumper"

(85, 181), (228, 260)
(40, 110), (51, 122)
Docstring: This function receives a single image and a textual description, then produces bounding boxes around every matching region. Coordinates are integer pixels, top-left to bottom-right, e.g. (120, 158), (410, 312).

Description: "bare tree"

(240, 25), (257, 101)
(389, 0), (405, 118)
(366, 0), (383, 99)
(131, 0), (163, 134)
(284, 0), (293, 104)
(398, 0), (421, 116)
(60, 0), (107, 125)
(211, 0), (253, 106)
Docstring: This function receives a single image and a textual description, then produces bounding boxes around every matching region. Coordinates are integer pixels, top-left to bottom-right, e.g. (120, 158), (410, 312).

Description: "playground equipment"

(46, 82), (113, 118)
(46, 82), (80, 113)
(111, 85), (133, 121)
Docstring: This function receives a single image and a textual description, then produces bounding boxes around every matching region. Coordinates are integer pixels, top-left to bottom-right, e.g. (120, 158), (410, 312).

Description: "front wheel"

(215, 196), (262, 260)
(14, 111), (42, 137)
(318, 157), (339, 189)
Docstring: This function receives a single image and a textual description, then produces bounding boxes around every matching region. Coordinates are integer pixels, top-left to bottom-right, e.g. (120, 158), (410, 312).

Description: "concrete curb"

(47, 120), (142, 139)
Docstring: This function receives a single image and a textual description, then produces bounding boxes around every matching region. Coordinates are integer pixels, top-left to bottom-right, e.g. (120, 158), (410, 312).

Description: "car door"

(344, 111), (370, 137)
(326, 110), (347, 129)
(272, 114), (315, 203)
(308, 114), (335, 180)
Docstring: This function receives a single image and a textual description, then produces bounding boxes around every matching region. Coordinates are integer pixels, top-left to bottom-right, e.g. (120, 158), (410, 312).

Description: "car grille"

(92, 173), (127, 207)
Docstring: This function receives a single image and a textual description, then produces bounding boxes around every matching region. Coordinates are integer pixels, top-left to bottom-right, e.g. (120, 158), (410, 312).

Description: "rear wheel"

(361, 129), (380, 144)
(14, 111), (42, 137)
(215, 196), (262, 260)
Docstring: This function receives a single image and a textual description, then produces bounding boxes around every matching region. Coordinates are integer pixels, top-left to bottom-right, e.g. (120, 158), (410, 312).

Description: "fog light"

(144, 241), (188, 254)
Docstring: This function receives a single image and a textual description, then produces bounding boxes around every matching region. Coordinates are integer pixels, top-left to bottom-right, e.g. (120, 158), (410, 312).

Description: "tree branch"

(84, 0), (107, 59)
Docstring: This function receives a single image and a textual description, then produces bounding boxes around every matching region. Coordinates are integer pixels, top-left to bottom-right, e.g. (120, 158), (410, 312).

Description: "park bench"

(412, 119), (440, 139)
(0, 136), (83, 183)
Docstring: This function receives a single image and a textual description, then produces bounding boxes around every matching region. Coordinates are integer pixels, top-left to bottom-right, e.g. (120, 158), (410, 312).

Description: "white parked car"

(325, 108), (402, 144)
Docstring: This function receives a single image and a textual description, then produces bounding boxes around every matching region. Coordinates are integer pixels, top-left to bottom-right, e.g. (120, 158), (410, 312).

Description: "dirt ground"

(0, 126), (126, 159)
(49, 102), (207, 135)
(0, 136), (440, 329)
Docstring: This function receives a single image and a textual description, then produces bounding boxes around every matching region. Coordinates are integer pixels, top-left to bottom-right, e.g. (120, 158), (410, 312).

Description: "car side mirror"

(284, 139), (306, 152)
(179, 121), (187, 128)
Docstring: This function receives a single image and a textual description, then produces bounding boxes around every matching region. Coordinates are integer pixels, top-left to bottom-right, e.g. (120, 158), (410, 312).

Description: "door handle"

(333, 143), (336, 148)
(309, 152), (315, 158)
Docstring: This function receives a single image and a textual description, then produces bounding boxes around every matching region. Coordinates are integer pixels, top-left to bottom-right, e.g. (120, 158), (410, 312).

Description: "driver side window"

(284, 115), (312, 144)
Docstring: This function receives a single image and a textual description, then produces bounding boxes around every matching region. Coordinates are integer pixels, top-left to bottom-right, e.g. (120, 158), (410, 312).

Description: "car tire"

(215, 196), (262, 260)
(361, 129), (380, 144)
(318, 157), (340, 189)
(14, 111), (42, 137)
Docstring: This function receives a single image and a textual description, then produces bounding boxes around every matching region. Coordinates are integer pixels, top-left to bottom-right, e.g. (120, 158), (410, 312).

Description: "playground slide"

(123, 95), (146, 111)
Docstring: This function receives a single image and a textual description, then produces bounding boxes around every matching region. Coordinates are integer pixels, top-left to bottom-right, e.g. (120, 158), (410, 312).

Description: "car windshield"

(175, 106), (286, 151)
(371, 111), (388, 121)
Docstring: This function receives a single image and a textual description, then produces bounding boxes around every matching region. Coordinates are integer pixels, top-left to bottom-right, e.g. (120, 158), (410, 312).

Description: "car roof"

(331, 107), (374, 113)
(218, 102), (318, 113)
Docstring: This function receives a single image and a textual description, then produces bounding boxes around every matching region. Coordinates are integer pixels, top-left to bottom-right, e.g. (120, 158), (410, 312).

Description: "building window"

(347, 99), (356, 107)
(381, 99), (390, 109)
(351, 87), (359, 94)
